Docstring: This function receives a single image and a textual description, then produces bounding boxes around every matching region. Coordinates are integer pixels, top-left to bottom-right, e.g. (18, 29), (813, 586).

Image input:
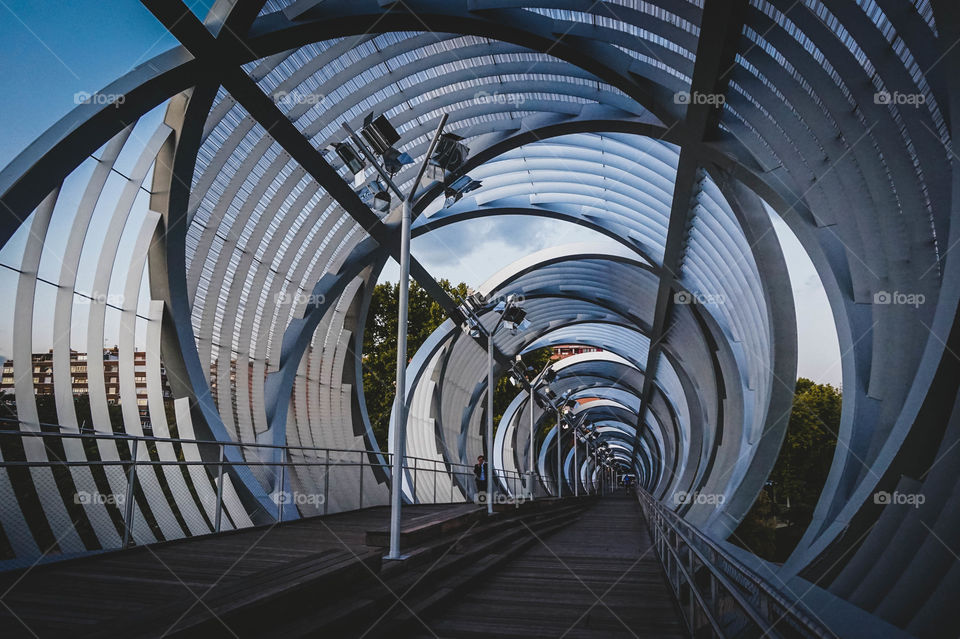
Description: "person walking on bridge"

(474, 455), (488, 498)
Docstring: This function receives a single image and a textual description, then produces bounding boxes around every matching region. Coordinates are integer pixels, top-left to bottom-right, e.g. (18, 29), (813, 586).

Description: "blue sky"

(0, 0), (214, 168)
(0, 1), (842, 387)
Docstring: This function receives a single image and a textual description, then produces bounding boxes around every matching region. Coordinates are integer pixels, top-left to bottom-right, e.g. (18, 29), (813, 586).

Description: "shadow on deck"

(0, 496), (683, 638)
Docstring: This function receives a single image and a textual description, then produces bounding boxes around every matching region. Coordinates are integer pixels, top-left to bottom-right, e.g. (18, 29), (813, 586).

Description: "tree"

(767, 378), (840, 526)
(731, 378), (841, 562)
(361, 280), (556, 453)
(361, 279), (469, 450)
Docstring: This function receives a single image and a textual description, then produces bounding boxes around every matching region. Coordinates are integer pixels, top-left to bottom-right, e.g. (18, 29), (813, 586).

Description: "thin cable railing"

(0, 420), (531, 566)
(636, 489), (837, 639)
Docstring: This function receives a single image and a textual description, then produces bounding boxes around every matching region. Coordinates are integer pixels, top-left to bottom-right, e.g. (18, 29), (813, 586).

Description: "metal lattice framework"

(0, 0), (959, 635)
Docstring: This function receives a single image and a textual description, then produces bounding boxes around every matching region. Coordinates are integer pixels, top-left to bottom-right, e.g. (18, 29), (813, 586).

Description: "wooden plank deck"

(410, 495), (686, 638)
(0, 503), (477, 638)
(0, 497), (685, 638)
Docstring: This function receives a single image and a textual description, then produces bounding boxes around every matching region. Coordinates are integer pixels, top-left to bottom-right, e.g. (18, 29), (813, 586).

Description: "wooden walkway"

(0, 503), (477, 638)
(0, 497), (685, 638)
(411, 495), (686, 638)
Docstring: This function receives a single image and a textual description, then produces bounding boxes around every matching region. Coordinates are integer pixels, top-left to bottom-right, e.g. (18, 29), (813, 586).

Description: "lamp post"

(529, 383), (535, 497)
(556, 408), (562, 498)
(341, 114), (449, 561)
(486, 326), (494, 514)
(573, 429), (579, 497)
(524, 362), (554, 498)
(461, 294), (528, 515)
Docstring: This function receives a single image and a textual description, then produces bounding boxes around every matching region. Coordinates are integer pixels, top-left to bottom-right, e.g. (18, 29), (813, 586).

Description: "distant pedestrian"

(474, 455), (488, 497)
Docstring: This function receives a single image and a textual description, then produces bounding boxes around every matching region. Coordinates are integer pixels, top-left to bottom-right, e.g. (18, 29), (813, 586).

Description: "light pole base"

(384, 553), (411, 562)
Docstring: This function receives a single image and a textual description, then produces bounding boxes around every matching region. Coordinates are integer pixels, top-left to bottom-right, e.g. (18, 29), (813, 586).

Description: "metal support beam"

(631, 0), (748, 466)
(138, 0), (466, 325)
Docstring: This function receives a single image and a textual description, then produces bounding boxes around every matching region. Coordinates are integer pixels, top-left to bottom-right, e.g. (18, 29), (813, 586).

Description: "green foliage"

(767, 378), (841, 526)
(733, 489), (777, 559)
(361, 281), (559, 453)
(362, 279), (469, 450)
(731, 378), (841, 562)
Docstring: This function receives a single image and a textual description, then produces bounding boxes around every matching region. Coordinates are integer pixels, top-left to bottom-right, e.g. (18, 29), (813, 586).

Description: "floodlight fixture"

(509, 319), (531, 336)
(331, 142), (365, 174)
(501, 305), (527, 326)
(360, 113), (401, 155)
(445, 174), (482, 201)
(382, 147), (414, 174)
(355, 179), (391, 212)
(431, 132), (469, 172)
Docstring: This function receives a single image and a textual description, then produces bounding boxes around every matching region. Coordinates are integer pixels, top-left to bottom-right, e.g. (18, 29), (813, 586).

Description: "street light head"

(355, 179), (391, 212)
(382, 146), (414, 174)
(360, 112), (401, 155)
(501, 305), (526, 325)
(431, 132), (469, 172)
(331, 142), (365, 175)
(373, 190), (391, 212)
(463, 291), (485, 311)
(444, 175), (482, 206)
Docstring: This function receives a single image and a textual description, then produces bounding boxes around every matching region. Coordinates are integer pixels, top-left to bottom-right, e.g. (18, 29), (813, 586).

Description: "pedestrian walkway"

(413, 494), (685, 638)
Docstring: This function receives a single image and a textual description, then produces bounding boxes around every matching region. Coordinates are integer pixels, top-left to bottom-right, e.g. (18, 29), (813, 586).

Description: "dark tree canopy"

(361, 279), (469, 450)
(361, 280), (557, 452)
(731, 378), (841, 562)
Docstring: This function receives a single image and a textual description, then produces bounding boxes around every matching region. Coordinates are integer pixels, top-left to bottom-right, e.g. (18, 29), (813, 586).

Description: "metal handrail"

(0, 421), (498, 473)
(0, 421), (535, 562)
(636, 489), (837, 639)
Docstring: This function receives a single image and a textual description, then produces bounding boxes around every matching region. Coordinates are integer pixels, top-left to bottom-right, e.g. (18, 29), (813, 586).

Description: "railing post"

(122, 439), (138, 548)
(214, 443), (225, 533)
(411, 456), (417, 502)
(277, 448), (286, 522)
(323, 449), (330, 515)
(688, 545), (695, 629)
(358, 450), (364, 510)
(710, 561), (719, 623)
(433, 460), (438, 503)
